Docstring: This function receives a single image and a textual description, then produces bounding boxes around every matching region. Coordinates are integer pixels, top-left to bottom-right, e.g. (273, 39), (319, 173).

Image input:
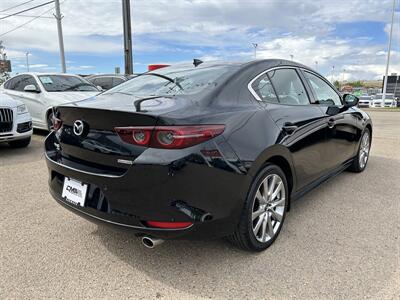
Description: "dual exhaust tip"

(141, 236), (164, 249)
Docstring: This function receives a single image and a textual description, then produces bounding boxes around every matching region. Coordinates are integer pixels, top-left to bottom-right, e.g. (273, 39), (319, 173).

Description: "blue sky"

(1, 0), (399, 80)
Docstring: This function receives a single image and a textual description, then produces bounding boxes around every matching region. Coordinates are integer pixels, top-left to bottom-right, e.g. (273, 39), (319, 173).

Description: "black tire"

(8, 137), (31, 148)
(47, 111), (54, 131)
(348, 128), (371, 173)
(228, 164), (289, 251)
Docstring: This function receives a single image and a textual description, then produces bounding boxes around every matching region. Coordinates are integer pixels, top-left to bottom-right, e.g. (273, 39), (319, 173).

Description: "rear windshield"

(104, 65), (235, 97)
(38, 75), (98, 92)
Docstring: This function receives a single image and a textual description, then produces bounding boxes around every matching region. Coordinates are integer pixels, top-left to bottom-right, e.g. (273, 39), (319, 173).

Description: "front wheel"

(348, 128), (371, 172)
(47, 111), (54, 131)
(229, 164), (288, 251)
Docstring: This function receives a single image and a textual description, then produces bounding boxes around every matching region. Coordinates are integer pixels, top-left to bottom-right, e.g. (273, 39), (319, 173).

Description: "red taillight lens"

(146, 221), (193, 229)
(52, 116), (62, 131)
(114, 127), (152, 146)
(115, 125), (225, 149)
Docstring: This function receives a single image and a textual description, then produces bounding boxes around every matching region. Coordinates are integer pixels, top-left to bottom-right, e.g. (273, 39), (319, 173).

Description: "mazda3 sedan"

(45, 60), (372, 251)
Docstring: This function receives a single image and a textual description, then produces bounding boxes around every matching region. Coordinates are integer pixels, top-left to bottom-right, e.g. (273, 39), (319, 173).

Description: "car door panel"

(319, 107), (361, 168)
(300, 70), (360, 170)
(268, 104), (328, 189)
(252, 68), (330, 190)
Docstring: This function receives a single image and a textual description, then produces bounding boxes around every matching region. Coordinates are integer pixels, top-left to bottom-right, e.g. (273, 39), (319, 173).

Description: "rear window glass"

(105, 65), (235, 97)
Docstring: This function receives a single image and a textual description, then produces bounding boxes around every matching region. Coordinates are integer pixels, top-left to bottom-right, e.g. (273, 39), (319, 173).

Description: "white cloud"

(0, 0), (398, 78)
(29, 64), (48, 68)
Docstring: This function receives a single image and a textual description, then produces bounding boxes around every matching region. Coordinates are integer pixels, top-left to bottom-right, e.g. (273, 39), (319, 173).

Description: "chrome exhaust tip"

(141, 236), (164, 249)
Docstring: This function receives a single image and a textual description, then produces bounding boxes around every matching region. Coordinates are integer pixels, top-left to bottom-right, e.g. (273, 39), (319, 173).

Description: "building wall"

(382, 75), (400, 98)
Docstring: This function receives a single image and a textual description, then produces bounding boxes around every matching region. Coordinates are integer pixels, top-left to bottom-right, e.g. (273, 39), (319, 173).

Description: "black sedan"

(45, 60), (372, 251)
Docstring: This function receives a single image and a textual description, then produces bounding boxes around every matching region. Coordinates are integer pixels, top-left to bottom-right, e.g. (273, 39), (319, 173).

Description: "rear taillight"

(115, 125), (225, 149)
(52, 116), (62, 131)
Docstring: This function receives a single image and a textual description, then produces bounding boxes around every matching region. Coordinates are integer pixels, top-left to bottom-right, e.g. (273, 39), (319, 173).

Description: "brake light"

(115, 125), (225, 149)
(146, 221), (193, 229)
(51, 116), (62, 131)
(115, 127), (152, 146)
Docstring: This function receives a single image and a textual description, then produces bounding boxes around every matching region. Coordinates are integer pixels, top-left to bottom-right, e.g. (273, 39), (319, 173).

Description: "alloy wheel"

(359, 132), (370, 169)
(251, 174), (286, 243)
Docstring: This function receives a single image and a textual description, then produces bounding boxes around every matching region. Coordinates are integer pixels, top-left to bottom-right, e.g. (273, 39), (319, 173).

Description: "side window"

(95, 77), (113, 90)
(268, 69), (310, 105)
(14, 75), (38, 92)
(112, 77), (125, 87)
(12, 75), (28, 91)
(90, 78), (98, 86)
(251, 74), (278, 103)
(4, 77), (17, 90)
(304, 71), (341, 106)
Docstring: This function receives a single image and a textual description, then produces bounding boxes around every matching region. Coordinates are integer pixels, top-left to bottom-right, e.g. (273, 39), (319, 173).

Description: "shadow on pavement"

(91, 155), (400, 299)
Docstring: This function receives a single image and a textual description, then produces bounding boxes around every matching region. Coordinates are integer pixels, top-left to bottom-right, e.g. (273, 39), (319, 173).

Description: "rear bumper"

(45, 132), (249, 239)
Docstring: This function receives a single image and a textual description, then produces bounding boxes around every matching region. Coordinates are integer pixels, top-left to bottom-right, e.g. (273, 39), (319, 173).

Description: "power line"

(0, 13), (53, 19)
(0, 1), (54, 20)
(0, 0), (36, 13)
(0, 5), (54, 37)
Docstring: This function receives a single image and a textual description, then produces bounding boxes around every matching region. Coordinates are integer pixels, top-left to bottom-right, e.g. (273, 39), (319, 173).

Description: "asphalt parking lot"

(0, 110), (399, 299)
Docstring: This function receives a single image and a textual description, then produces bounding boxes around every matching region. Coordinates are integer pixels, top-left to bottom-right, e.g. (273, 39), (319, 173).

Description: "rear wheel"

(9, 137), (31, 148)
(349, 128), (371, 172)
(229, 164), (288, 251)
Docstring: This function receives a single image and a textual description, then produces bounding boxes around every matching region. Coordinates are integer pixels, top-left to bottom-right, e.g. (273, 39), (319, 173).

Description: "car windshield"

(375, 94), (394, 100)
(38, 75), (98, 92)
(105, 65), (235, 97)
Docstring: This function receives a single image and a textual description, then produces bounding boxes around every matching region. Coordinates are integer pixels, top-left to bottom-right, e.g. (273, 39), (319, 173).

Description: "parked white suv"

(0, 73), (99, 130)
(0, 92), (32, 148)
(371, 93), (396, 108)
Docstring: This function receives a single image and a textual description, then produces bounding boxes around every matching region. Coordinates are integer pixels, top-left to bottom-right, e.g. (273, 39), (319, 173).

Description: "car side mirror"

(343, 94), (359, 108)
(326, 94), (359, 116)
(24, 84), (40, 93)
(326, 106), (341, 116)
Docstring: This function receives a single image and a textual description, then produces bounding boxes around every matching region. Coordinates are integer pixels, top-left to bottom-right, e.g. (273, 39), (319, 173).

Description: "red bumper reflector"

(146, 221), (193, 229)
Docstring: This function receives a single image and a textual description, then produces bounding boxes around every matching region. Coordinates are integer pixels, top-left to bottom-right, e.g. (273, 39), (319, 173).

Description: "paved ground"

(0, 110), (399, 299)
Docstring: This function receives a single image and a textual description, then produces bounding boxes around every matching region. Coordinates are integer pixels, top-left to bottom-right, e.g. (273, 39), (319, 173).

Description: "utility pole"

(290, 54), (294, 61)
(315, 61), (318, 71)
(252, 43), (258, 59)
(122, 0), (133, 74)
(26, 52), (29, 72)
(382, 0), (396, 102)
(54, 0), (66, 73)
(331, 65), (335, 82)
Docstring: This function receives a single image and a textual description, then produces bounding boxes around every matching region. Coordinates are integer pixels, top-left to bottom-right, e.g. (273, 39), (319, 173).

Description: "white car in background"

(358, 95), (372, 108)
(0, 92), (32, 148)
(0, 73), (100, 130)
(371, 93), (396, 108)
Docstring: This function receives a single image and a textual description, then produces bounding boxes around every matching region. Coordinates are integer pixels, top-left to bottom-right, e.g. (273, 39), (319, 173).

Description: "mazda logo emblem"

(73, 120), (84, 136)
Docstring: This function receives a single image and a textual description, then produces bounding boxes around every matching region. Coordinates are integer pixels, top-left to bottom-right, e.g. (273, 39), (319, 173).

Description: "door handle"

(282, 123), (298, 135)
(327, 118), (335, 129)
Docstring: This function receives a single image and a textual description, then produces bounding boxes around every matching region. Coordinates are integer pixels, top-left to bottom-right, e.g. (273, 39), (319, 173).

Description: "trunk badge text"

(73, 120), (84, 136)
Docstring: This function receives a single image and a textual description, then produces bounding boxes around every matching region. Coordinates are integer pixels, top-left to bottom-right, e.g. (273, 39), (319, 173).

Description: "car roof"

(9, 72), (82, 77)
(86, 74), (130, 78)
(141, 59), (315, 77)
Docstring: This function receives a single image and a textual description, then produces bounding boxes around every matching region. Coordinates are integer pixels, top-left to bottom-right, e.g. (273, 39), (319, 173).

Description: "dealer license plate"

(62, 177), (88, 207)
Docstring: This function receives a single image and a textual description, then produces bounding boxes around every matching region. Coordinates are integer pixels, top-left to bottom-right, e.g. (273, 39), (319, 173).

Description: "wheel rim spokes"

(252, 174), (286, 243)
(359, 133), (370, 168)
